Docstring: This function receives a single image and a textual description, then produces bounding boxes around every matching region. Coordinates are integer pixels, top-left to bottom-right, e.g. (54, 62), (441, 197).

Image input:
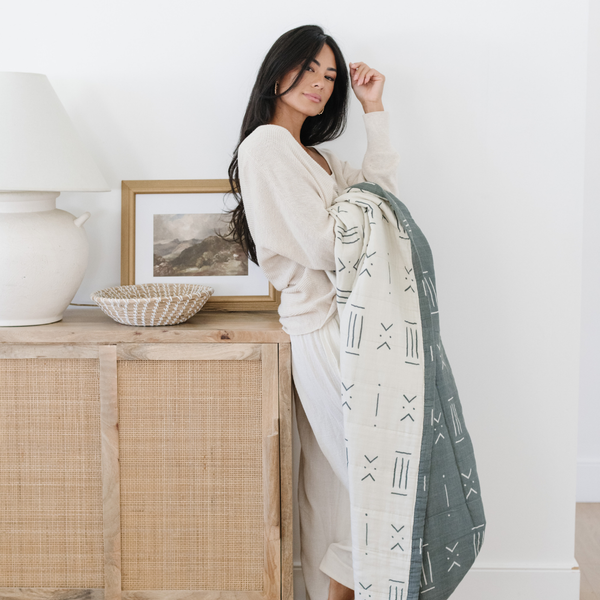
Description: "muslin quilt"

(326, 182), (486, 600)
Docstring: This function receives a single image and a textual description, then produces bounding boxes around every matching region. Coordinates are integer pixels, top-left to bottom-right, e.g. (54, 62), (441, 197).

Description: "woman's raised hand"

(349, 62), (385, 112)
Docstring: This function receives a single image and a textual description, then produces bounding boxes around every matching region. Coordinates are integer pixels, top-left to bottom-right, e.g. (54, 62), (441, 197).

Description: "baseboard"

(448, 565), (580, 600)
(292, 563), (580, 600)
(293, 565), (307, 600)
(577, 459), (600, 501)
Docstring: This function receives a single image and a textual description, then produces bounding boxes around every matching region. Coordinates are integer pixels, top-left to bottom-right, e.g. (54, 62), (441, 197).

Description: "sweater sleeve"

(238, 128), (337, 273)
(328, 111), (401, 196)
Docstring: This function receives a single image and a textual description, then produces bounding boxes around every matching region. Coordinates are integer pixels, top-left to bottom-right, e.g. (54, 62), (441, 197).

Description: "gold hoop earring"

(317, 108), (324, 115)
(274, 81), (279, 95)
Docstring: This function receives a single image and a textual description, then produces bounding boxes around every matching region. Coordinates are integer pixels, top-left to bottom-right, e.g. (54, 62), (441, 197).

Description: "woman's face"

(277, 43), (337, 118)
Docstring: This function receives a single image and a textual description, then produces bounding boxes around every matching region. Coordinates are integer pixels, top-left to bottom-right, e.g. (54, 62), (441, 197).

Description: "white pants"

(290, 312), (354, 600)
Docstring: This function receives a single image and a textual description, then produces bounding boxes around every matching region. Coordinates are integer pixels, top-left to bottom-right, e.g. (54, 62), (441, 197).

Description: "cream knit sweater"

(238, 110), (400, 336)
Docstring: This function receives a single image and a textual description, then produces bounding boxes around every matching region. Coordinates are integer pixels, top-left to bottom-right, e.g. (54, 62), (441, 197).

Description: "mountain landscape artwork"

(153, 213), (248, 277)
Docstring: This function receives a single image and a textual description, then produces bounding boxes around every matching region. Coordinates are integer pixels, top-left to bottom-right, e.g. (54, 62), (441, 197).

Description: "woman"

(226, 25), (400, 600)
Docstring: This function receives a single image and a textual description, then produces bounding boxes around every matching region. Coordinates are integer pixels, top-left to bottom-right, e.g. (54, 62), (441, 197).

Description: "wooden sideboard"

(0, 308), (293, 600)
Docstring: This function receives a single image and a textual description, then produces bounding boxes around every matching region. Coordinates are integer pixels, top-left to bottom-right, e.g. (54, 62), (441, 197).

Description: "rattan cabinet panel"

(0, 357), (104, 588)
(0, 310), (292, 600)
(117, 359), (264, 591)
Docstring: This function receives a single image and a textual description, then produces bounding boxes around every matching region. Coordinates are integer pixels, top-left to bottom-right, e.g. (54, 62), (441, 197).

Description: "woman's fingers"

(349, 62), (384, 86)
(349, 62), (366, 84)
(350, 62), (371, 85)
(348, 61), (386, 105)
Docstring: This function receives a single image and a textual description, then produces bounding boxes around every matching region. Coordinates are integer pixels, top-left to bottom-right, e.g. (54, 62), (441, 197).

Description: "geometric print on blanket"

(327, 183), (486, 600)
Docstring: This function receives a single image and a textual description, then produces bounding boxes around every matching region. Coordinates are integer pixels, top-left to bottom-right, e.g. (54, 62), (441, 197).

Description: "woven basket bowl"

(91, 283), (214, 326)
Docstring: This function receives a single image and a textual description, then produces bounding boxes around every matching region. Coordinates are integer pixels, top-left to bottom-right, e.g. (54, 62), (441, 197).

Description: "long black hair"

(224, 25), (350, 266)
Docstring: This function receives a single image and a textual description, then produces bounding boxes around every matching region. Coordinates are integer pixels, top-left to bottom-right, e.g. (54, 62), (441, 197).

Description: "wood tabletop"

(0, 307), (290, 344)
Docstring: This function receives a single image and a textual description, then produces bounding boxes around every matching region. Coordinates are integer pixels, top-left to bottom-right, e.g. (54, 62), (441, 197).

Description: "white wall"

(0, 0), (588, 598)
(578, 0), (600, 503)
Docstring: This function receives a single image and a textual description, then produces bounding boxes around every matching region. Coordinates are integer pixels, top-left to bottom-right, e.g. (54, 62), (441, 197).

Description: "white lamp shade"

(0, 72), (109, 191)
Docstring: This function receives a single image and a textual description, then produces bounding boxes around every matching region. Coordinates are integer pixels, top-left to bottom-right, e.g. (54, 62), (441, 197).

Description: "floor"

(576, 503), (600, 600)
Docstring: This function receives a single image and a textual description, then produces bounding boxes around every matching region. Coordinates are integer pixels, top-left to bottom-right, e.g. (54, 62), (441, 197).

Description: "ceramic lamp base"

(0, 191), (90, 326)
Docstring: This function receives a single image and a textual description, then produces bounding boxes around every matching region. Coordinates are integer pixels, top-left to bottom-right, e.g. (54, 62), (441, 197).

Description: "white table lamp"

(0, 72), (109, 326)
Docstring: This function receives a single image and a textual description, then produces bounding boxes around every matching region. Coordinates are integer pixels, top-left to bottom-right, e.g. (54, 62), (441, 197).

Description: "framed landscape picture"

(121, 179), (280, 311)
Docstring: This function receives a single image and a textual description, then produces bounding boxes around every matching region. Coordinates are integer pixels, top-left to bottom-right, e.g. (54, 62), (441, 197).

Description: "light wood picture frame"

(121, 179), (280, 311)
